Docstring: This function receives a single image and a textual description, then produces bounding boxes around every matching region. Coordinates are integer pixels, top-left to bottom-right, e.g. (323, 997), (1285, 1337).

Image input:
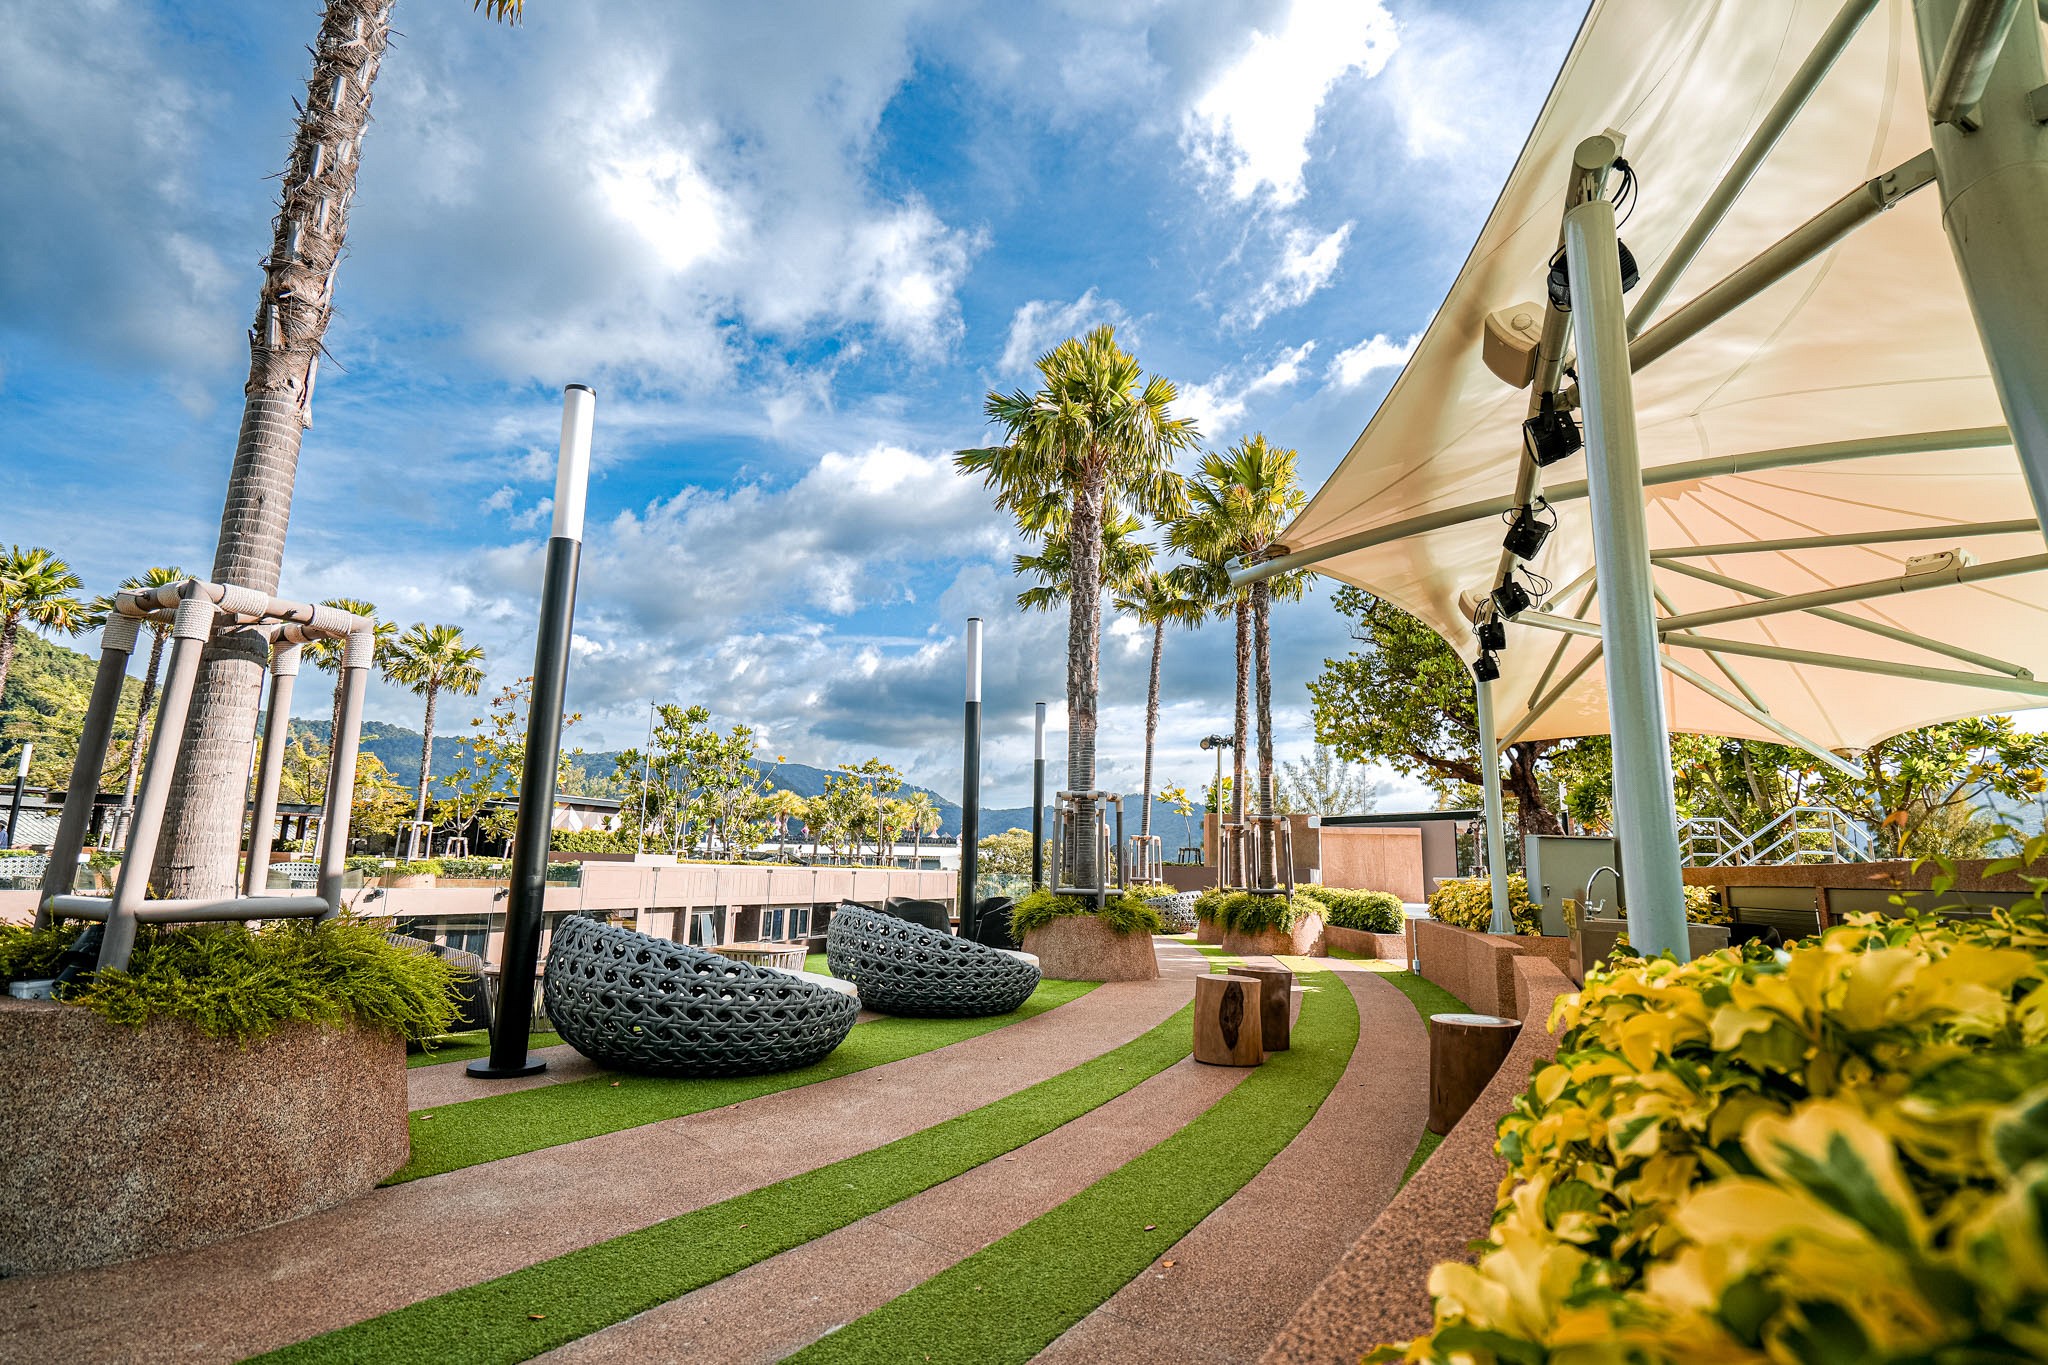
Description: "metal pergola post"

(1565, 179), (1689, 962)
(315, 632), (371, 914)
(35, 615), (139, 922)
(244, 642), (300, 898)
(1916, 0), (2048, 528)
(1473, 672), (1512, 935)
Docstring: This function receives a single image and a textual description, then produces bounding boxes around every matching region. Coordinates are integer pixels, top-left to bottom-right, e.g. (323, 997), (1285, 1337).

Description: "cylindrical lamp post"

(958, 617), (982, 936)
(6, 743), (31, 848)
(1030, 701), (1046, 890)
(471, 383), (594, 1079)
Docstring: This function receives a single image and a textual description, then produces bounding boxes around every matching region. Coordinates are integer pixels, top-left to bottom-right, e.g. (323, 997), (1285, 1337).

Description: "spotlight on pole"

(1491, 576), (1533, 621)
(1522, 394), (1582, 468)
(1477, 618), (1507, 652)
(1501, 497), (1555, 560)
(470, 383), (593, 1080)
(1473, 651), (1501, 683)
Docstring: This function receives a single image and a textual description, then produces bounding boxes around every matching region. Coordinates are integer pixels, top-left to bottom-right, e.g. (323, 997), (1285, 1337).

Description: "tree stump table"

(1232, 963), (1294, 1052)
(1426, 1012), (1522, 1134)
(1194, 973), (1264, 1066)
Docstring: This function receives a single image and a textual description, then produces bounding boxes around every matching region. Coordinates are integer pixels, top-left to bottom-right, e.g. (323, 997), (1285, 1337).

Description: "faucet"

(1582, 865), (1620, 919)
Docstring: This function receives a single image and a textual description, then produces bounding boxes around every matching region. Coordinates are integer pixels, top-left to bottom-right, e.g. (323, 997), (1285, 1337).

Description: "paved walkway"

(0, 947), (1208, 1363)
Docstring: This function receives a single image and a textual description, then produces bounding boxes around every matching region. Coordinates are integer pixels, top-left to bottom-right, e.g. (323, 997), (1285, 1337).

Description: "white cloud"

(1327, 331), (1419, 389)
(1238, 221), (1352, 327)
(998, 289), (1132, 373)
(1180, 341), (1317, 437)
(1183, 0), (1399, 205)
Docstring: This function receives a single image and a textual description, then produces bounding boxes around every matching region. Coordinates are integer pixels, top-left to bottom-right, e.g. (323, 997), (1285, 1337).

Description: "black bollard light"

(1030, 701), (1046, 891)
(470, 384), (594, 1079)
(958, 617), (982, 937)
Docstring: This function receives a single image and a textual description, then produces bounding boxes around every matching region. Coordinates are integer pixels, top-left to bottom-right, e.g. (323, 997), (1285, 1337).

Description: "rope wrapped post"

(245, 643), (301, 898)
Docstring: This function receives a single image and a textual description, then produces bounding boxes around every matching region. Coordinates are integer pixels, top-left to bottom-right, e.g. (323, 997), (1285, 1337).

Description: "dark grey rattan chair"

(544, 916), (857, 1077)
(826, 903), (1040, 1017)
(1146, 891), (1201, 933)
(882, 896), (952, 933)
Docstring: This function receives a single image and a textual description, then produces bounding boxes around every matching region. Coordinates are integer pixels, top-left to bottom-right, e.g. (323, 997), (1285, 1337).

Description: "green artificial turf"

(792, 957), (1360, 1365)
(803, 950), (831, 974)
(1400, 1130), (1445, 1189)
(407, 1029), (562, 1069)
(391, 978), (1098, 1183)
(256, 1000), (1197, 1365)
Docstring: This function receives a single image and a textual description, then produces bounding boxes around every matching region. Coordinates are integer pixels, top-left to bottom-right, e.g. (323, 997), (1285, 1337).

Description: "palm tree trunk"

(1140, 619), (1163, 843)
(153, 0), (394, 897)
(1066, 476), (1105, 890)
(0, 615), (19, 711)
(415, 684), (439, 823)
(115, 628), (168, 841)
(1253, 581), (1276, 888)
(1231, 597), (1249, 885)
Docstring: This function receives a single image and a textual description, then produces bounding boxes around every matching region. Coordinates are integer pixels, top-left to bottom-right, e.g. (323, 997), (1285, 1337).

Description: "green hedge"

(1384, 902), (2048, 1361)
(1009, 889), (1163, 937)
(1426, 874), (1543, 935)
(0, 918), (459, 1044)
(1298, 884), (1403, 933)
(1207, 889), (1324, 935)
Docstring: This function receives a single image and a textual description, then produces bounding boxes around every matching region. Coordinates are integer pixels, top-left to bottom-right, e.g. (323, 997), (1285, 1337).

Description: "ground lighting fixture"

(1502, 497), (1555, 560)
(1523, 393), (1582, 468)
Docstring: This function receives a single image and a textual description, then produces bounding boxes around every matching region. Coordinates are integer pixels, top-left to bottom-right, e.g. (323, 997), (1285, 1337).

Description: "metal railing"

(1678, 806), (1875, 866)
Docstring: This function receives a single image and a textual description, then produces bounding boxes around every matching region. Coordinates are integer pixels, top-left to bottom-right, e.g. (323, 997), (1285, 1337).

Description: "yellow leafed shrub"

(1378, 900), (2048, 1363)
(1427, 875), (1543, 935)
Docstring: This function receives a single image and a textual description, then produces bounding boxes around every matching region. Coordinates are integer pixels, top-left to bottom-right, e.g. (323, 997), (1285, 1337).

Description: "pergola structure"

(34, 580), (377, 971)
(1236, 0), (2048, 958)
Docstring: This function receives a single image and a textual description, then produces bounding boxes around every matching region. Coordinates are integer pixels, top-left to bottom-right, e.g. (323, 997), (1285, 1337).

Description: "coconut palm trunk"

(1065, 472), (1106, 890)
(1140, 617), (1163, 844)
(152, 1), (395, 896)
(414, 685), (440, 824)
(1253, 580), (1277, 888)
(1231, 596), (1249, 884)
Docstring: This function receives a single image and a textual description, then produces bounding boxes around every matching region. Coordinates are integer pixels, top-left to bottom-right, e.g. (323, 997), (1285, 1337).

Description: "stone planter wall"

(1411, 920), (1577, 1017)
(1322, 923), (1408, 962)
(1023, 915), (1159, 981)
(1193, 915), (1225, 945)
(1220, 911), (1326, 958)
(0, 1001), (409, 1277)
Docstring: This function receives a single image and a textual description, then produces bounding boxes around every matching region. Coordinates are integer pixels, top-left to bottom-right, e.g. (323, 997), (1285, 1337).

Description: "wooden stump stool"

(1426, 1013), (1521, 1134)
(1232, 963), (1294, 1052)
(1194, 973), (1264, 1066)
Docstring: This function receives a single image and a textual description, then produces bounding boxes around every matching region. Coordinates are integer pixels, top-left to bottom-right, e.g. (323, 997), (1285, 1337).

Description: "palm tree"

(383, 623), (487, 829)
(1112, 568), (1206, 850)
(956, 325), (1196, 891)
(0, 547), (88, 717)
(901, 790), (941, 867)
(155, 0), (525, 897)
(760, 787), (809, 861)
(105, 566), (185, 846)
(1013, 511), (1154, 612)
(1173, 437), (1309, 888)
(306, 596), (396, 747)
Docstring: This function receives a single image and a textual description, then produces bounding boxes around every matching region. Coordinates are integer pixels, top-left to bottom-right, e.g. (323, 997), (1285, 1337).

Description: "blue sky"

(0, 0), (1580, 809)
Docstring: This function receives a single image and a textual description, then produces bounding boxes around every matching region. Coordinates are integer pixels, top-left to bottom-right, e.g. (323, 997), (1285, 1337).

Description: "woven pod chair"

(826, 903), (1040, 1018)
(1146, 890), (1201, 933)
(544, 916), (857, 1077)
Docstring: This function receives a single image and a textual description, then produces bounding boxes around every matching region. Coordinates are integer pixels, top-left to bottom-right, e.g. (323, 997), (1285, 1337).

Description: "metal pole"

(37, 615), (139, 920)
(1566, 185), (1689, 962)
(959, 617), (982, 935)
(6, 744), (30, 852)
(244, 643), (300, 897)
(1030, 701), (1046, 890)
(1915, 0), (2048, 528)
(1474, 675), (1512, 934)
(316, 635), (370, 913)
(100, 595), (213, 971)
(635, 702), (654, 855)
(473, 383), (594, 1079)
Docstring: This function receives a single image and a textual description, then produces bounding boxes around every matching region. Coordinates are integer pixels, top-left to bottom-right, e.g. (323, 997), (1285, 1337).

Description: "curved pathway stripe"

(0, 947), (1207, 1363)
(787, 957), (1362, 1365)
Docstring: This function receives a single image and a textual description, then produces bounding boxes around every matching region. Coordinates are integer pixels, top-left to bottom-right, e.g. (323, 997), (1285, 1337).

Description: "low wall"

(1262, 955), (1574, 1362)
(1023, 916), (1159, 981)
(1412, 920), (1574, 1017)
(1317, 826), (1426, 904)
(1323, 923), (1406, 961)
(0, 1002), (409, 1276)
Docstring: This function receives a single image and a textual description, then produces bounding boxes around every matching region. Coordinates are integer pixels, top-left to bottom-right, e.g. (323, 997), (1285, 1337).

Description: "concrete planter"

(1023, 915), (1159, 981)
(1193, 915), (1225, 945)
(1221, 911), (1327, 958)
(381, 872), (436, 889)
(0, 1000), (409, 1276)
(1569, 916), (1730, 985)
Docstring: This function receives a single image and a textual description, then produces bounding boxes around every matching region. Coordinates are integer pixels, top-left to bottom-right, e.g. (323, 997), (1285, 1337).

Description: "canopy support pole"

(1473, 671), (1512, 935)
(1653, 584), (1770, 712)
(1501, 641), (1603, 748)
(1657, 654), (1864, 778)
(1652, 518), (2039, 559)
(1916, 0), (2048, 530)
(1566, 184), (1689, 962)
(1657, 551), (2048, 633)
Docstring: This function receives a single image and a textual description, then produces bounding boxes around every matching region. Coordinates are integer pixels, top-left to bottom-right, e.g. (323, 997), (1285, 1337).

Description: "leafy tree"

(1112, 567), (1207, 846)
(825, 758), (904, 863)
(157, 0), (525, 898)
(0, 631), (143, 795)
(1279, 743), (1379, 816)
(1811, 717), (2048, 858)
(433, 678), (582, 850)
(0, 546), (89, 734)
(899, 789), (942, 865)
(305, 597), (396, 772)
(1173, 436), (1310, 885)
(759, 787), (810, 861)
(276, 734), (411, 849)
(977, 827), (1044, 878)
(383, 623), (487, 826)
(956, 324), (1196, 890)
(608, 704), (764, 858)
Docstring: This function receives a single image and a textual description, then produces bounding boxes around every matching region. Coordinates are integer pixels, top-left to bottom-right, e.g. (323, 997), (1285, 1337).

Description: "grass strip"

(392, 978), (1097, 1183)
(1401, 1130), (1445, 1189)
(256, 1000), (1198, 1365)
(792, 957), (1359, 1365)
(407, 1029), (562, 1070)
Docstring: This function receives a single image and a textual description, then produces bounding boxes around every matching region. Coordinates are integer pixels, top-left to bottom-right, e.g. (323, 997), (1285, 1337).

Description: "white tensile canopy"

(1268, 0), (2048, 756)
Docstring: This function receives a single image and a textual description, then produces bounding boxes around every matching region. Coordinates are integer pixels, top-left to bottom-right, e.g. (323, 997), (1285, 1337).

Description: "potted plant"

(1212, 888), (1327, 957)
(1009, 889), (1164, 981)
(380, 858), (444, 889)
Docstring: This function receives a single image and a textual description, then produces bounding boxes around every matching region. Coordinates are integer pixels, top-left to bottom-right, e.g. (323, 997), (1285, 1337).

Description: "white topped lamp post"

(958, 617), (982, 934)
(471, 384), (595, 1079)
